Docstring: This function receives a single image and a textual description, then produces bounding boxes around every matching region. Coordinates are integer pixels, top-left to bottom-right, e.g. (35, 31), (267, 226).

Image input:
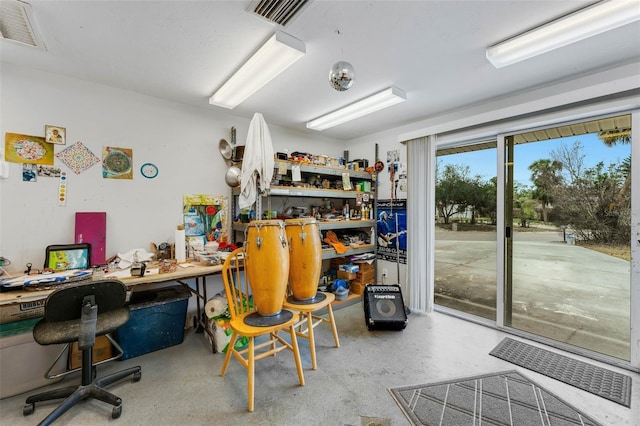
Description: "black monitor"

(44, 243), (92, 271)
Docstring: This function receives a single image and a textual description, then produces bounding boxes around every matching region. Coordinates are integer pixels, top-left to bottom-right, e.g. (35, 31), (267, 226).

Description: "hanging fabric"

(239, 113), (275, 210)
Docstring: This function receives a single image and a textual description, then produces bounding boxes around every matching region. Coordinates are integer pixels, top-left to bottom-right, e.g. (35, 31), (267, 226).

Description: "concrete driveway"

(435, 228), (631, 360)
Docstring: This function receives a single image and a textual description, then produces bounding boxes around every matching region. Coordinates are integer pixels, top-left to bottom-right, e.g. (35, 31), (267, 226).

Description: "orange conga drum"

(285, 218), (322, 301)
(244, 220), (289, 316)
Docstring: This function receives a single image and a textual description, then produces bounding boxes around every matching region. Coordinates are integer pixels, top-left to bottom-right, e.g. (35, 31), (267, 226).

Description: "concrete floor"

(0, 302), (638, 425)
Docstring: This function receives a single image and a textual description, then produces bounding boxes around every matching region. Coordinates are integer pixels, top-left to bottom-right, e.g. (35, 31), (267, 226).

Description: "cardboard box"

(355, 270), (375, 285)
(350, 282), (366, 295)
(337, 270), (356, 280)
(356, 262), (374, 273)
(0, 298), (46, 324)
(68, 335), (113, 370)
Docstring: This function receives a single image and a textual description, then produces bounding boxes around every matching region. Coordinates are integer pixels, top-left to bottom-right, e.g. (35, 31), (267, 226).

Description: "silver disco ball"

(329, 61), (355, 91)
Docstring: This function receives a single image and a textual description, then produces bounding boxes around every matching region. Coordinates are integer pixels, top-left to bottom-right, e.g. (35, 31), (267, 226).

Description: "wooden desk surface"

(0, 263), (223, 306)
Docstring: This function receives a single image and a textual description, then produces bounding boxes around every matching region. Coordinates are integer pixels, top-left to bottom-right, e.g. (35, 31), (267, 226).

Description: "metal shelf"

(233, 220), (375, 233)
(267, 186), (373, 199)
(318, 220), (375, 230)
(275, 160), (373, 180)
(321, 244), (375, 260)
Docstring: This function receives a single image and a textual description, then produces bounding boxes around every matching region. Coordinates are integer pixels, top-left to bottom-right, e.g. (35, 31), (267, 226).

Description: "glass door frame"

(432, 108), (639, 371)
(496, 112), (638, 369)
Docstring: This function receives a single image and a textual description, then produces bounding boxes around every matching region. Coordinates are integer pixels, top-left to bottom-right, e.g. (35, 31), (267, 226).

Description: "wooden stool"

(283, 291), (340, 370)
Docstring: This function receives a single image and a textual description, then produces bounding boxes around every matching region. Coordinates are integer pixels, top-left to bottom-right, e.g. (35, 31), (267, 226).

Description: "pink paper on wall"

(75, 212), (106, 266)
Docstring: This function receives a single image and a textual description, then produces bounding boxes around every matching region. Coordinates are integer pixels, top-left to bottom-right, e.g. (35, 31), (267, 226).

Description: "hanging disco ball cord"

(329, 61), (355, 91)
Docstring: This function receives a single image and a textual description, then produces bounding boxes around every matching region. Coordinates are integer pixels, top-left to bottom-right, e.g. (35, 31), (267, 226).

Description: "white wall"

(0, 63), (343, 270)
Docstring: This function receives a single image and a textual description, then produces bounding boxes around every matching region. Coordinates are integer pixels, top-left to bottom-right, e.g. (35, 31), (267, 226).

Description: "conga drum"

(244, 220), (289, 317)
(285, 218), (322, 301)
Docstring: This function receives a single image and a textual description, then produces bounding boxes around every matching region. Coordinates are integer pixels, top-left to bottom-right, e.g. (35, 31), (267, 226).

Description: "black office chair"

(23, 279), (142, 425)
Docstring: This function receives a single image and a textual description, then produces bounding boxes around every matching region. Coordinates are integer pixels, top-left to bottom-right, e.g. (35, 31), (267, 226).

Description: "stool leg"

(289, 325), (305, 387)
(306, 312), (317, 370)
(326, 304), (340, 348)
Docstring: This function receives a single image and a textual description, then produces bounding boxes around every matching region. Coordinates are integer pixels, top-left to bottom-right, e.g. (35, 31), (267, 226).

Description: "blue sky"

(437, 132), (631, 188)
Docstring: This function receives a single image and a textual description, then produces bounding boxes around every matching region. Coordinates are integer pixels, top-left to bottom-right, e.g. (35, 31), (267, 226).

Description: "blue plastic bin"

(115, 285), (191, 360)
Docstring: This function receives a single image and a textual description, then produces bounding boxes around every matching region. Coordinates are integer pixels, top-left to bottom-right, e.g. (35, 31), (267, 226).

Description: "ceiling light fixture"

(306, 86), (406, 131)
(486, 0), (640, 68)
(209, 31), (305, 109)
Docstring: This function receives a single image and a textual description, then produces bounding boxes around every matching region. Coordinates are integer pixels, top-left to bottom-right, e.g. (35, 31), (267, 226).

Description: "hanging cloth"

(239, 113), (275, 210)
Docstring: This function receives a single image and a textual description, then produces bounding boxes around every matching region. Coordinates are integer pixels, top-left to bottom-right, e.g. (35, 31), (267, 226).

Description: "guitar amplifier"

(364, 285), (408, 331)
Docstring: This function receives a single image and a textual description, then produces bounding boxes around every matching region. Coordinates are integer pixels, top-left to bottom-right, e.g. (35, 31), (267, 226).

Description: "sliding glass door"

(504, 115), (632, 360)
(434, 113), (633, 363)
(434, 143), (497, 321)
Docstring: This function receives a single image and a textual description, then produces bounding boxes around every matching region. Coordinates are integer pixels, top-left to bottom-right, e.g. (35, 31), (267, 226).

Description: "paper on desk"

(103, 269), (134, 279)
(117, 248), (154, 268)
(104, 267), (159, 279)
(291, 165), (301, 182)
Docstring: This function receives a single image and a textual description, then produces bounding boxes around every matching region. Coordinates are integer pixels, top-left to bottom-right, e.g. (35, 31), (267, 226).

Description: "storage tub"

(114, 285), (191, 360)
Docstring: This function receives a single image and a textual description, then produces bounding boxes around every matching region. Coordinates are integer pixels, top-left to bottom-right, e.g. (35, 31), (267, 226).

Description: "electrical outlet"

(382, 268), (388, 277)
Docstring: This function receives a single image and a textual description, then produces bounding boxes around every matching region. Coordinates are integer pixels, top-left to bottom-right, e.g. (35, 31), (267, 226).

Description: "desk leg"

(191, 276), (215, 354)
(178, 278), (215, 353)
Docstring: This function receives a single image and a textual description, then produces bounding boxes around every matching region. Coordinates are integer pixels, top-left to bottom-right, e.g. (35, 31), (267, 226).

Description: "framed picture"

(45, 125), (66, 144)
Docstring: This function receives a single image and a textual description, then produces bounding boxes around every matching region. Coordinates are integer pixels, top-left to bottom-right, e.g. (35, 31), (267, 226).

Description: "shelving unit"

(230, 160), (377, 307)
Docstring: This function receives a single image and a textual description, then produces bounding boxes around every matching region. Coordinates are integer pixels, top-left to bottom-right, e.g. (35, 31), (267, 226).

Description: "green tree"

(598, 128), (631, 208)
(528, 159), (562, 223)
(436, 163), (473, 224)
(550, 141), (630, 244)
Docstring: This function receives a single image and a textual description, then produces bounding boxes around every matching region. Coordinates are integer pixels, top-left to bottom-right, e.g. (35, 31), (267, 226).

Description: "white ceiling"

(2, 0), (639, 141)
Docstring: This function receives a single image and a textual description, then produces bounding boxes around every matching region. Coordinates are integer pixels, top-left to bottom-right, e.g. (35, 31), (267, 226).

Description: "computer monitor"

(44, 243), (92, 271)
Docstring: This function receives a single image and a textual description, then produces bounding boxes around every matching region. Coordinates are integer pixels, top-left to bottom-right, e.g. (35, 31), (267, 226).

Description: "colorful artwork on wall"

(45, 125), (66, 145)
(56, 141), (101, 174)
(183, 194), (228, 243)
(102, 146), (133, 179)
(4, 133), (54, 165)
(22, 164), (37, 182)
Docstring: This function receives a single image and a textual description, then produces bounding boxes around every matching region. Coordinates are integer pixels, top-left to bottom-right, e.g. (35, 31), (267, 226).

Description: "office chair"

(283, 290), (340, 370)
(220, 248), (305, 412)
(23, 279), (142, 425)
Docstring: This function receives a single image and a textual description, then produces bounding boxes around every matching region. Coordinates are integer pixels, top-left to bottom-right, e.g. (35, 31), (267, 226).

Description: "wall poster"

(376, 198), (407, 264)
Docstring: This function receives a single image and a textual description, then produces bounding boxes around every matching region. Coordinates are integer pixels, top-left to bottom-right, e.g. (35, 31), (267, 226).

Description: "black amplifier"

(363, 285), (408, 331)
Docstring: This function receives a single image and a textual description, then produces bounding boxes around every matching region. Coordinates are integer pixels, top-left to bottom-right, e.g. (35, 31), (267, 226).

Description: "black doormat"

(389, 370), (602, 425)
(490, 337), (632, 407)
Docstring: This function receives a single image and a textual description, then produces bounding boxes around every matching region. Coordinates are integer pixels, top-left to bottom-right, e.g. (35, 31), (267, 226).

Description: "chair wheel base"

(133, 371), (142, 382)
(112, 404), (122, 419)
(23, 402), (34, 416)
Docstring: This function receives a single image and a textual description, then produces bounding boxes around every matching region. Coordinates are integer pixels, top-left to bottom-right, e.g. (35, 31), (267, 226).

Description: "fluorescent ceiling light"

(209, 31), (305, 109)
(306, 86), (406, 131)
(486, 0), (640, 68)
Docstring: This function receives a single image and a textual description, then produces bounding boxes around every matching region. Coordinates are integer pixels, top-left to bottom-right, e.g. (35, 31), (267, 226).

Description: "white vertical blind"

(406, 135), (435, 313)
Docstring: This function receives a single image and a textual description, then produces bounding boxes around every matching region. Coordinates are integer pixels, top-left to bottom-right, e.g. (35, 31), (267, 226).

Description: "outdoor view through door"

(435, 114), (632, 362)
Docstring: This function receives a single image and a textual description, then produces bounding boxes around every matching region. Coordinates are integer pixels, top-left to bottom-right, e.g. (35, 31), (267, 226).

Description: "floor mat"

(389, 370), (602, 426)
(490, 337), (632, 407)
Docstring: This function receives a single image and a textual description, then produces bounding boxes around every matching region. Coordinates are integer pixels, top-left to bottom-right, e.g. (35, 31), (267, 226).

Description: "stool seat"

(283, 291), (340, 370)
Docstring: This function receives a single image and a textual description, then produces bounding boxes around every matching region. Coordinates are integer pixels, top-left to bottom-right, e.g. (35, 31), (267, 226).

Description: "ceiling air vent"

(0, 0), (46, 49)
(248, 0), (313, 27)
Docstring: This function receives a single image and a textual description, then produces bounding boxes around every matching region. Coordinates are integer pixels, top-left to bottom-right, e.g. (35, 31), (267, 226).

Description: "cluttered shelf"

(272, 159), (373, 179)
(321, 244), (375, 260)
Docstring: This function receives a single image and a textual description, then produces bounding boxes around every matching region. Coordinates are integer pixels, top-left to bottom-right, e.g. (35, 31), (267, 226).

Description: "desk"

(0, 263), (224, 352)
